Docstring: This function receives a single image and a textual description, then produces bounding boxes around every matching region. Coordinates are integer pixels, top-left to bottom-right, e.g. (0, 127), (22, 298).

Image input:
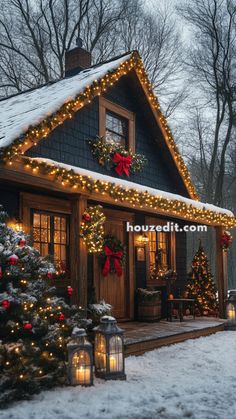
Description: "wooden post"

(70, 195), (88, 308)
(215, 226), (228, 318)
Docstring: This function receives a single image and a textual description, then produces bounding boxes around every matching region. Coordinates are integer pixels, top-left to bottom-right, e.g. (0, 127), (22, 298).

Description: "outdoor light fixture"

(93, 316), (126, 380)
(8, 218), (23, 232)
(226, 291), (236, 330)
(67, 327), (93, 386)
(141, 233), (149, 244)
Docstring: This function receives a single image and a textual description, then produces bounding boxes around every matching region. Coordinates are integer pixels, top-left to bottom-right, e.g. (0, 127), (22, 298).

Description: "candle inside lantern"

(228, 308), (235, 320)
(75, 366), (91, 385)
(109, 355), (117, 372)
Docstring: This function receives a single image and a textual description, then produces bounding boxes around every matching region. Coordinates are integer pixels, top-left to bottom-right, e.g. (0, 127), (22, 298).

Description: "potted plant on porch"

(137, 288), (162, 322)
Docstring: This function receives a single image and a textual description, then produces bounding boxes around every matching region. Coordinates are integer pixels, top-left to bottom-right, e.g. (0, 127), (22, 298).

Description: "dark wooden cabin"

(0, 47), (234, 320)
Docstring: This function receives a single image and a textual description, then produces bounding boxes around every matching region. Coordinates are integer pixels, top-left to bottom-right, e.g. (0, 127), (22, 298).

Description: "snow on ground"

(3, 331), (236, 419)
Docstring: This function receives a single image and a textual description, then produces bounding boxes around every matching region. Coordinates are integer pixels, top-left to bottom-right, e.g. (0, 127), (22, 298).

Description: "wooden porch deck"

(120, 318), (225, 356)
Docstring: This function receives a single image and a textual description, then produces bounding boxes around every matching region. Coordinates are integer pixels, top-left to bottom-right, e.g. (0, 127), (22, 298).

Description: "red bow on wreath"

(102, 245), (123, 277)
(113, 153), (132, 176)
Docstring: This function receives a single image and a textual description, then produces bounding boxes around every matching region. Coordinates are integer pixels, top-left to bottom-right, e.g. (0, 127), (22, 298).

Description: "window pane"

(54, 244), (60, 261)
(61, 232), (67, 244)
(33, 213), (40, 227)
(33, 228), (40, 242)
(41, 243), (49, 256)
(54, 217), (61, 230)
(54, 230), (61, 244)
(61, 218), (66, 231)
(105, 111), (128, 147)
(41, 214), (49, 229)
(40, 228), (49, 243)
(106, 112), (127, 136)
(60, 245), (66, 261)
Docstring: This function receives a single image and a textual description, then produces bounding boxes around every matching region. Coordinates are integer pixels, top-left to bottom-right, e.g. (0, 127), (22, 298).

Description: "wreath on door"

(81, 208), (126, 277)
(99, 235), (126, 277)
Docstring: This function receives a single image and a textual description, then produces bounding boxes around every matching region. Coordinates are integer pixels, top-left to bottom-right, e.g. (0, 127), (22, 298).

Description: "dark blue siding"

(26, 75), (188, 195)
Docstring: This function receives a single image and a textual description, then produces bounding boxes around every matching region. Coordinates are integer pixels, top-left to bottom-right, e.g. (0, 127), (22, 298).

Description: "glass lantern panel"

(71, 350), (91, 385)
(227, 302), (236, 320)
(109, 336), (123, 373)
(95, 333), (106, 372)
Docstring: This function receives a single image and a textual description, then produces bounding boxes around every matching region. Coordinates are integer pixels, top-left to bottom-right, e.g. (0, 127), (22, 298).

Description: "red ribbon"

(113, 153), (132, 176)
(102, 245), (123, 277)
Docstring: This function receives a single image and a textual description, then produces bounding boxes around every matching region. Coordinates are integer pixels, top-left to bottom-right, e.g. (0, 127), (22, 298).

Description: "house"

(0, 46), (235, 320)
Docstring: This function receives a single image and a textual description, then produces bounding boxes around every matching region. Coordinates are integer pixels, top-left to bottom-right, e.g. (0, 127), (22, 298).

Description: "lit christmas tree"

(0, 206), (85, 405)
(186, 242), (218, 316)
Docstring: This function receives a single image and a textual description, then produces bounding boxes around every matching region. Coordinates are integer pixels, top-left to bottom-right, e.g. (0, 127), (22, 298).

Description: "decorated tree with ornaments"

(186, 242), (218, 316)
(0, 206), (85, 405)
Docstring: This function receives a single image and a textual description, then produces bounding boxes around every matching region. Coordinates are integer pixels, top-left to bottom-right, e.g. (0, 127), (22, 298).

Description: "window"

(105, 111), (128, 147)
(99, 96), (135, 151)
(149, 231), (169, 274)
(32, 210), (69, 276)
(146, 217), (176, 284)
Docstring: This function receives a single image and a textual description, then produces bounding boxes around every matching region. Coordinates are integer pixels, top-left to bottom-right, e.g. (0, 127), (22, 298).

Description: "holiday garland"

(80, 205), (106, 253)
(220, 230), (232, 252)
(0, 51), (198, 200)
(88, 136), (147, 176)
(81, 207), (126, 276)
(99, 235), (126, 277)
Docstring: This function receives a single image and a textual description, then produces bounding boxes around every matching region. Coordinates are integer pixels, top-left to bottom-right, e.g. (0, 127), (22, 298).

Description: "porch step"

(123, 319), (225, 357)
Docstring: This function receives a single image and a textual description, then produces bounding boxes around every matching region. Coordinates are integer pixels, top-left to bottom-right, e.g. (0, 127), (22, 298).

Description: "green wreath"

(88, 136), (147, 176)
(100, 235), (126, 277)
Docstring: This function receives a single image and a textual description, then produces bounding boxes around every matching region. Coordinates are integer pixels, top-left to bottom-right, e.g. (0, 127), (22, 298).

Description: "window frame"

(31, 209), (70, 275)
(20, 192), (72, 285)
(99, 96), (135, 152)
(145, 216), (176, 286)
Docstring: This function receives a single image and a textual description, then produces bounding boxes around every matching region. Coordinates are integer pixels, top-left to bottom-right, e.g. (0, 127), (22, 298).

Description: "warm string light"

(23, 158), (236, 227)
(81, 206), (106, 252)
(1, 51), (197, 199)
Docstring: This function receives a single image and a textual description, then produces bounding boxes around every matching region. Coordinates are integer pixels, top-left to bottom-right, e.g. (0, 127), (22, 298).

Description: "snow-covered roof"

(27, 157), (235, 222)
(0, 53), (132, 149)
(0, 50), (199, 200)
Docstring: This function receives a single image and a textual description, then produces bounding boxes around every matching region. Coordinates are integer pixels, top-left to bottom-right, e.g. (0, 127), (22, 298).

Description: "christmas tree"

(0, 206), (85, 405)
(186, 242), (218, 315)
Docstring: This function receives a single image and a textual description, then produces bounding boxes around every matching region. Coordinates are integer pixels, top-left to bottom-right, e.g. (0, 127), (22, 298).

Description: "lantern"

(226, 291), (236, 329)
(93, 316), (126, 380)
(67, 327), (93, 386)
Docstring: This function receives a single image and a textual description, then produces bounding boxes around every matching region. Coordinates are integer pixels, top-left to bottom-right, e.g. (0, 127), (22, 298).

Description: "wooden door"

(94, 209), (134, 320)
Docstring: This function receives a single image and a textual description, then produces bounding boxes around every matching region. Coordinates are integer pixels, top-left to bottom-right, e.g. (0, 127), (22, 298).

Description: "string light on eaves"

(23, 158), (236, 228)
(1, 51), (198, 199)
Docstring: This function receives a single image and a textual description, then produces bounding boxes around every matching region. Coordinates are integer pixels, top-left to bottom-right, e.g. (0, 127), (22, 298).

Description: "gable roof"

(0, 51), (197, 198)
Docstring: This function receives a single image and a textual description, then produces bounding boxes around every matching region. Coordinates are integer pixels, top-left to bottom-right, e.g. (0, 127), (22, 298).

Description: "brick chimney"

(65, 38), (92, 77)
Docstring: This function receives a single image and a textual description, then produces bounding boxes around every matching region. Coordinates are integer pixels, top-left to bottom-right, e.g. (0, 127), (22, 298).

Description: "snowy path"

(3, 331), (236, 419)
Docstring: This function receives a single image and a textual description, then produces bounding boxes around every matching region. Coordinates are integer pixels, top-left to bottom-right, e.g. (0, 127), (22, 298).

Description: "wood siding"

(26, 76), (188, 196)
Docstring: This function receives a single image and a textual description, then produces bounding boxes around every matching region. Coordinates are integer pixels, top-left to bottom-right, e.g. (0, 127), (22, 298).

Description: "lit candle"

(109, 355), (117, 372)
(228, 308), (235, 320)
(75, 366), (90, 385)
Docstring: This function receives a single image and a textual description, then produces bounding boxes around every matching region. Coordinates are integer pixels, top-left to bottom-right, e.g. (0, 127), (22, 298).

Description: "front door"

(94, 208), (134, 320)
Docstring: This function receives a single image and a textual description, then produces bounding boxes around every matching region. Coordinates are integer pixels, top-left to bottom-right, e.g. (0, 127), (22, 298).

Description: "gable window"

(32, 210), (69, 276)
(99, 96), (135, 151)
(105, 111), (128, 147)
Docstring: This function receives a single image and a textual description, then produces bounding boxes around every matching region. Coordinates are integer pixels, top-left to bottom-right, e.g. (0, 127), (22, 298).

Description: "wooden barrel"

(138, 300), (162, 322)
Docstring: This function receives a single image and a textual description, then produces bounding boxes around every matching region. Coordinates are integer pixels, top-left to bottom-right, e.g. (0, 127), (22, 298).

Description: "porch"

(121, 317), (225, 356)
